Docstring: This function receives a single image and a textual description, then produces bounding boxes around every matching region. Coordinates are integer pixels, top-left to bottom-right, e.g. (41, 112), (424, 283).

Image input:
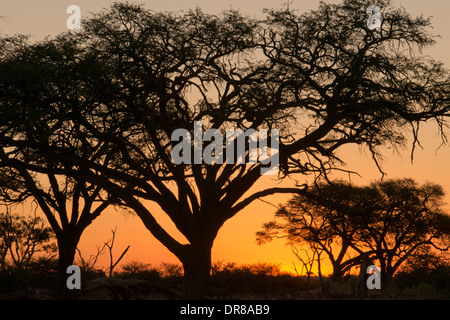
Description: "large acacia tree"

(0, 0), (449, 298)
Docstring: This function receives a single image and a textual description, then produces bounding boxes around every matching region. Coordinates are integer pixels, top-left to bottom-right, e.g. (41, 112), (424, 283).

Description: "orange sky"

(2, 0), (450, 276)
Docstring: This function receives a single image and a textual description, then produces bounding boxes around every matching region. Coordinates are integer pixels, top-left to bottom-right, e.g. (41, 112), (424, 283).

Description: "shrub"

(209, 261), (312, 298)
(116, 260), (161, 282)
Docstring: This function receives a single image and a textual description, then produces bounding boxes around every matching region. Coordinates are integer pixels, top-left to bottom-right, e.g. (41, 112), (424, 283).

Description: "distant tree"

(258, 179), (450, 285)
(104, 227), (130, 277)
(358, 179), (450, 282)
(0, 0), (450, 298)
(211, 261), (239, 275)
(399, 245), (449, 274)
(159, 262), (184, 278)
(73, 227), (130, 278)
(119, 260), (154, 276)
(394, 245), (450, 294)
(291, 246), (324, 287)
(0, 211), (56, 271)
(257, 181), (377, 279)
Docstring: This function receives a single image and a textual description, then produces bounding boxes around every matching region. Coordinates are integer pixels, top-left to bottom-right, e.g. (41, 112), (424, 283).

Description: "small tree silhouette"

(105, 227), (130, 277)
(0, 211), (56, 271)
(75, 227), (130, 277)
(292, 246), (324, 287)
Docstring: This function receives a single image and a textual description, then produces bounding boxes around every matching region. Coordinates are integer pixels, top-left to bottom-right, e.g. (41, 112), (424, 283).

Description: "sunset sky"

(1, 0), (449, 276)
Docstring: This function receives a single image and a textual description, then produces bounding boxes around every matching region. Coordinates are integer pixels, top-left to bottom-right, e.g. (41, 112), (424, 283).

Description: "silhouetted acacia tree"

(0, 35), (121, 298)
(257, 181), (378, 279)
(357, 179), (450, 282)
(0, 28), (104, 298)
(0, 0), (450, 298)
(0, 211), (56, 271)
(258, 179), (450, 284)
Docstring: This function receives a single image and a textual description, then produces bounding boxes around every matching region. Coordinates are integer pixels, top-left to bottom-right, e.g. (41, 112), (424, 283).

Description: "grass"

(0, 258), (449, 299)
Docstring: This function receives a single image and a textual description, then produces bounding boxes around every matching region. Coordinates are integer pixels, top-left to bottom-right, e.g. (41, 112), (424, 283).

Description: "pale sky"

(1, 0), (449, 273)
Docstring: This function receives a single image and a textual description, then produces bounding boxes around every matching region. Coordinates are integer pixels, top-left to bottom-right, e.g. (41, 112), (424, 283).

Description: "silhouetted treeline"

(0, 252), (449, 299)
(258, 178), (450, 291)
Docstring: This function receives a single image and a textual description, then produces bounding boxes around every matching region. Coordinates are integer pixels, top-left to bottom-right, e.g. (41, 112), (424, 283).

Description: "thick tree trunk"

(180, 242), (213, 300)
(55, 236), (78, 300)
(331, 263), (344, 280)
(380, 268), (394, 292)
